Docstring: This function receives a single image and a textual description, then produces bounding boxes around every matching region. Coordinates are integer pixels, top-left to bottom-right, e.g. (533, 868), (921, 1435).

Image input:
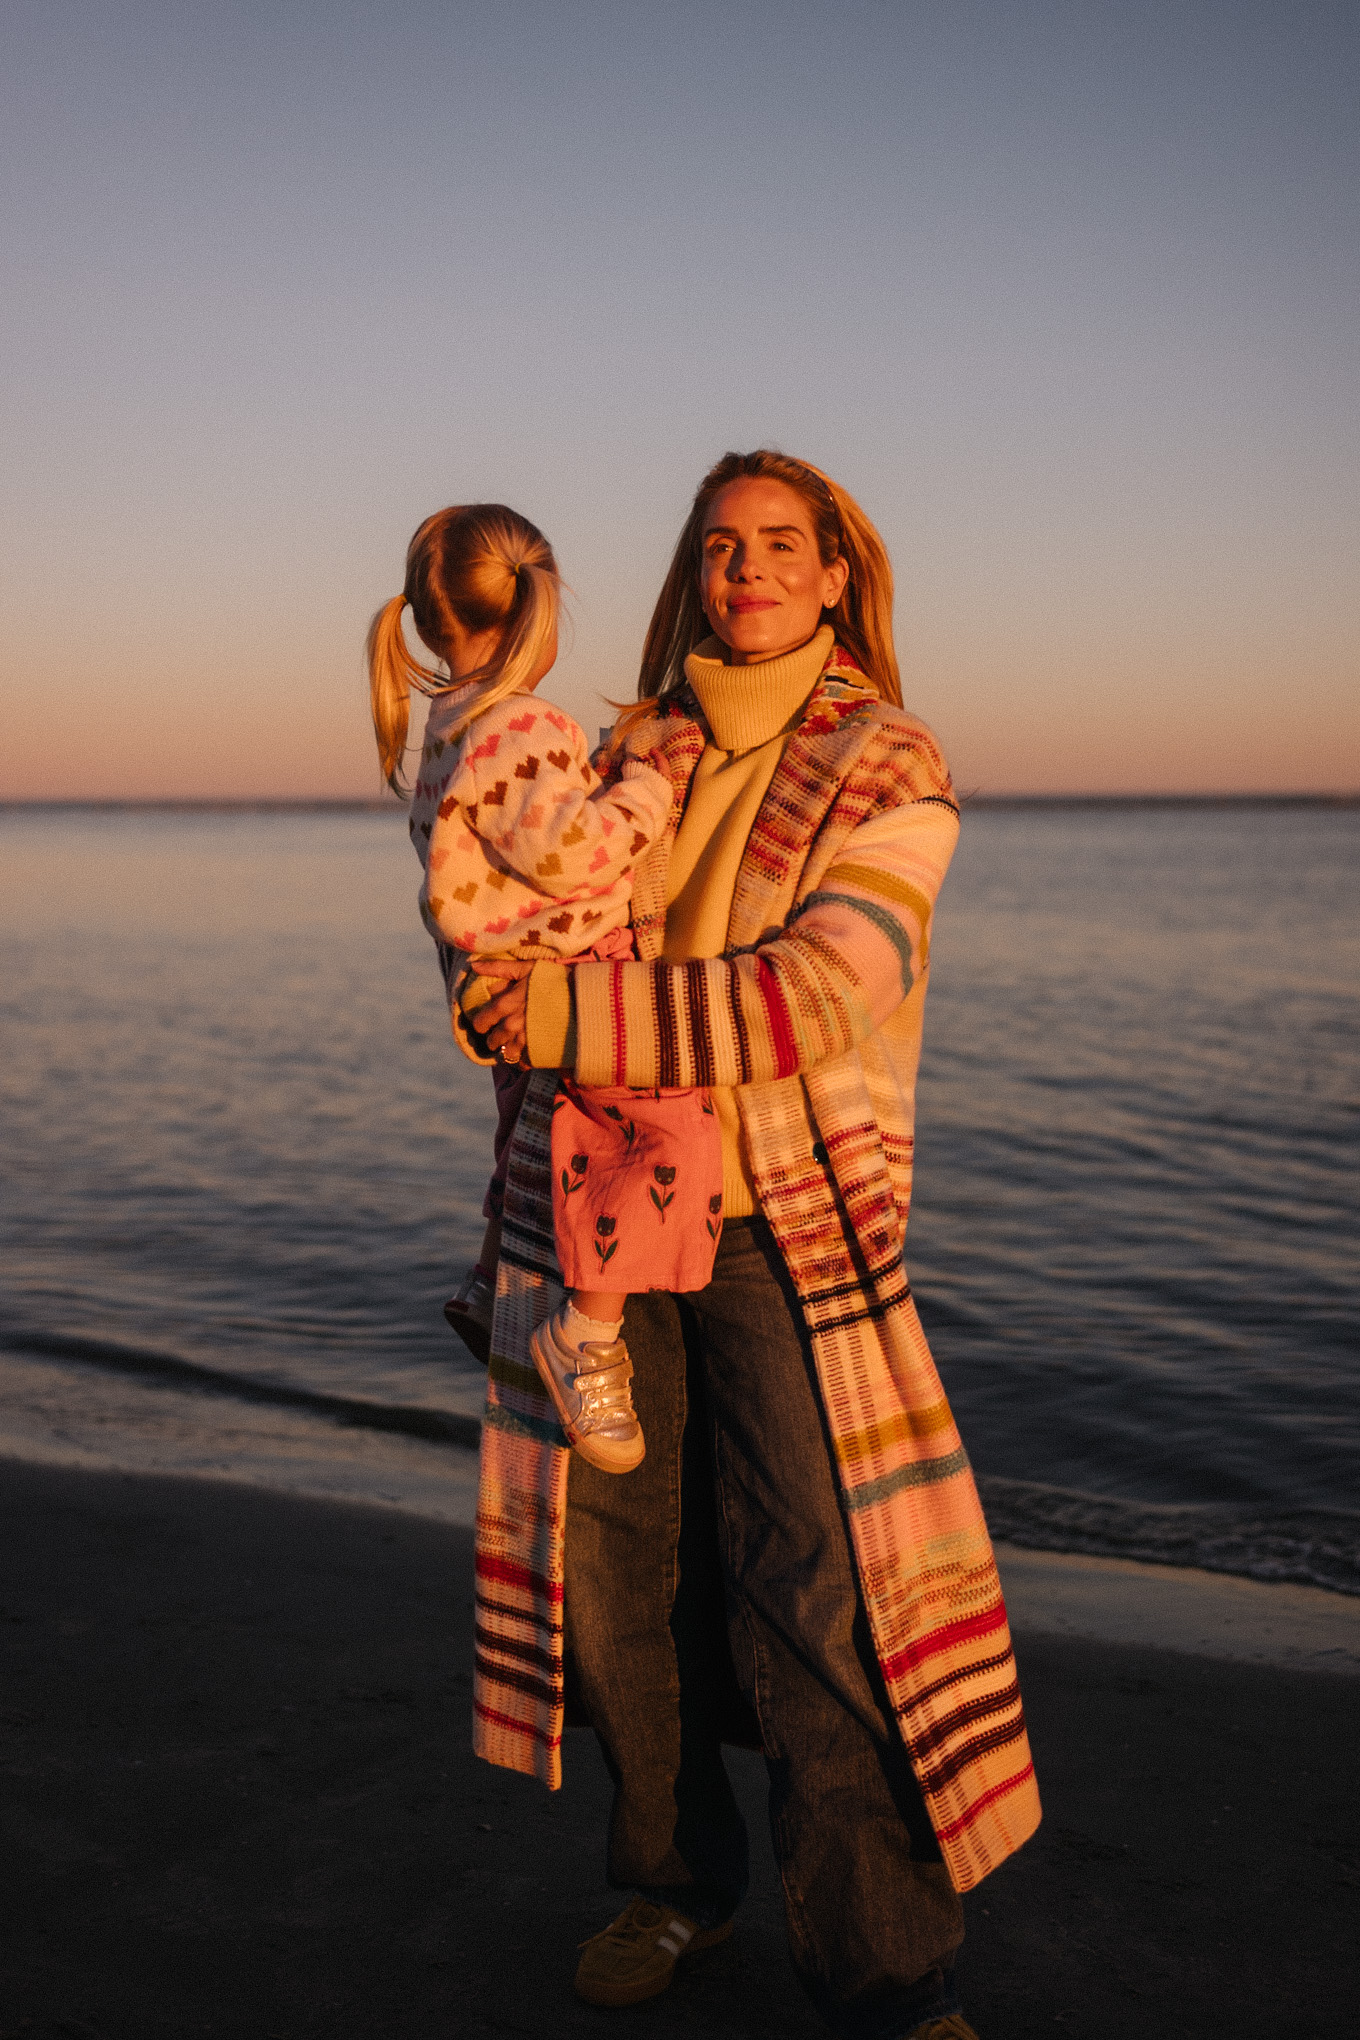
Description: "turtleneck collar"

(682, 624), (834, 754)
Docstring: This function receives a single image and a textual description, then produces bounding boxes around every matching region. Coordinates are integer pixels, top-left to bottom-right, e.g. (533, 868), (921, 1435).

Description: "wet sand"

(2, 1459), (1357, 2039)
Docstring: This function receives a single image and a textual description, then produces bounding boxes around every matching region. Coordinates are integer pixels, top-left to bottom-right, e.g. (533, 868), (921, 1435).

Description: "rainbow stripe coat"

(473, 645), (1042, 1893)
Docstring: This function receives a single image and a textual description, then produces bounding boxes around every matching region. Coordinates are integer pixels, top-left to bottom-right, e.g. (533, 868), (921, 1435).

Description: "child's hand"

(468, 957), (533, 1066)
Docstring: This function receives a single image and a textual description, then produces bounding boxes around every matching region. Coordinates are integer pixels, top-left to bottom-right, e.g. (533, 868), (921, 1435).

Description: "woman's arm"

(472, 791), (959, 1083)
(577, 798), (957, 1087)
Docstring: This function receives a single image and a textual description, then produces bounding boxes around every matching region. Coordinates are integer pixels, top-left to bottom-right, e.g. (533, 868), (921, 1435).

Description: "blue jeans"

(564, 1218), (965, 2040)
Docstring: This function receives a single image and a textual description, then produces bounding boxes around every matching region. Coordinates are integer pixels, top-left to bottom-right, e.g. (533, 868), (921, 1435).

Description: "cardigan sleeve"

(554, 794), (959, 1089)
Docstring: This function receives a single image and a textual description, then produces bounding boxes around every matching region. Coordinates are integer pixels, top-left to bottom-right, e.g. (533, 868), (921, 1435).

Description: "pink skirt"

(550, 1078), (724, 1293)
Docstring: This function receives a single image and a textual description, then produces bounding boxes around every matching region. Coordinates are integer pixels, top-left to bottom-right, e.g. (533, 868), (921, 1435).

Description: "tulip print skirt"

(550, 1078), (724, 1294)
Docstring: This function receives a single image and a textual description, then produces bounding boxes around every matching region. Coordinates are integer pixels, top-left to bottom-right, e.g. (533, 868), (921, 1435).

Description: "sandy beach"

(2, 1455), (1356, 2040)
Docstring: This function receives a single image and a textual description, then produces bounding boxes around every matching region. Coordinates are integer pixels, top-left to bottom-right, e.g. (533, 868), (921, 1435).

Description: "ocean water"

(2, 802), (1357, 1587)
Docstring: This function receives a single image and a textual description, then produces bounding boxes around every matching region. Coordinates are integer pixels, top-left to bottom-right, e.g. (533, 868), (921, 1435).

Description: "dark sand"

(1, 1460), (1356, 2040)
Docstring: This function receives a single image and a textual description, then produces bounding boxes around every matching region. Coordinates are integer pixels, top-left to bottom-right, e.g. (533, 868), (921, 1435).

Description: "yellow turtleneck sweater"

(662, 626), (833, 1214)
(527, 624), (834, 1217)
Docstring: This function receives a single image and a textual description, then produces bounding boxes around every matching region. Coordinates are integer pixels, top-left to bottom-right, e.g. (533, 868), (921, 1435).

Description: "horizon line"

(1, 792), (1356, 814)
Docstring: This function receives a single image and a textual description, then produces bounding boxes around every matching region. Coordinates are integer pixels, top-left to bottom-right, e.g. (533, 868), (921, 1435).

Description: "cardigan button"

(812, 1141), (829, 1167)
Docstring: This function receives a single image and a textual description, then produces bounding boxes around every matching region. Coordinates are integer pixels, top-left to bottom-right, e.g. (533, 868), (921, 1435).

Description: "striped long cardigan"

(472, 647), (1042, 1894)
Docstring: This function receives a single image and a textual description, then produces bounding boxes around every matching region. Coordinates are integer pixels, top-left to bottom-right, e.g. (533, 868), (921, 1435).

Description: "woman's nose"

(730, 546), (759, 579)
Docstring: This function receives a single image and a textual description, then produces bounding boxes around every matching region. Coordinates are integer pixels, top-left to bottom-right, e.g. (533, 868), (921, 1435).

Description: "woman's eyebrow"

(703, 523), (806, 538)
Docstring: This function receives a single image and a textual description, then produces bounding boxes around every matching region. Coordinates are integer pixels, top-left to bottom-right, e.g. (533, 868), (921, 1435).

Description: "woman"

(467, 450), (1040, 2040)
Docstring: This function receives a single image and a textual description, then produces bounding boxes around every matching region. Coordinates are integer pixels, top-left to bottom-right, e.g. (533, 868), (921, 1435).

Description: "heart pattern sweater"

(408, 689), (672, 963)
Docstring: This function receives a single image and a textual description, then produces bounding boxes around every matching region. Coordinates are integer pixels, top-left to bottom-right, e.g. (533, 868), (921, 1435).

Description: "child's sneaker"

(444, 1264), (495, 1366)
(529, 1308), (645, 1474)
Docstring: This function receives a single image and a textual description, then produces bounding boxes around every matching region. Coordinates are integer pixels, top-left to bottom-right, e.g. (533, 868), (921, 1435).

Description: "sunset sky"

(2, 0), (1356, 799)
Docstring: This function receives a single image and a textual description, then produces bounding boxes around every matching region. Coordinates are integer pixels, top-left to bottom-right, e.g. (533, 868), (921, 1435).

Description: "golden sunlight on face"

(699, 478), (849, 665)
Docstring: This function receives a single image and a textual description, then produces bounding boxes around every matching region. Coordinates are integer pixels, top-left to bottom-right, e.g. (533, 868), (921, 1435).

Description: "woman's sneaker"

(574, 1897), (732, 2005)
(529, 1309), (645, 1474)
(443, 1264), (495, 1366)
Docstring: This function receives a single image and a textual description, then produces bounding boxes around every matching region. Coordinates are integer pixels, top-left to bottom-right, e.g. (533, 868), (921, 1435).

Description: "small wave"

(978, 1475), (1360, 1598)
(3, 1329), (481, 1452)
(6, 1330), (1357, 1596)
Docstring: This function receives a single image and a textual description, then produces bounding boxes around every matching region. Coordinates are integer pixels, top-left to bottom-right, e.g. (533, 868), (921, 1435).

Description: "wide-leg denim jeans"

(564, 1218), (965, 2039)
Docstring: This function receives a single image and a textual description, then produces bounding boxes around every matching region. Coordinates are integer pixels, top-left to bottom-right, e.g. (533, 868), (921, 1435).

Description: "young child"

(367, 504), (723, 1474)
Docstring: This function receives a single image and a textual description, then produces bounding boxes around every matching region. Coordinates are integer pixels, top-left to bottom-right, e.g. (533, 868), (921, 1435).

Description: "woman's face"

(698, 478), (849, 665)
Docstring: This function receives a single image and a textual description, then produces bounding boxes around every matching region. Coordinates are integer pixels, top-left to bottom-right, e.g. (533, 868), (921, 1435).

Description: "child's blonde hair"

(367, 504), (562, 794)
(609, 450), (900, 752)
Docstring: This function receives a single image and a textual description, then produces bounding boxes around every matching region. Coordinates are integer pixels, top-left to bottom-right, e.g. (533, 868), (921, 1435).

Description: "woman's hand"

(467, 957), (533, 1066)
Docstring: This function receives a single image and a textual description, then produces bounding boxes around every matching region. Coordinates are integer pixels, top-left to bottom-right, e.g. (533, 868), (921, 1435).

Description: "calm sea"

(2, 802), (1356, 1588)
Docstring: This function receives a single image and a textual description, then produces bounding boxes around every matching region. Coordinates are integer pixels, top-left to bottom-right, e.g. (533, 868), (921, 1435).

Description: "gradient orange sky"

(2, 1), (1356, 799)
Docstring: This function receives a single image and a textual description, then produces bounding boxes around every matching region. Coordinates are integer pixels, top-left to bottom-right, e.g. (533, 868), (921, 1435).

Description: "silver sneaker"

(529, 1312), (645, 1474)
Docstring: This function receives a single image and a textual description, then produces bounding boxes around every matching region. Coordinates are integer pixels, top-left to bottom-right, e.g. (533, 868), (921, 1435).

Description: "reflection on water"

(1, 808), (493, 1421)
(910, 801), (1358, 1519)
(2, 802), (1357, 1569)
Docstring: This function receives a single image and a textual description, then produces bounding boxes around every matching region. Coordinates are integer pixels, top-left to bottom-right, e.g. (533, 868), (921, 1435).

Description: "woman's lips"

(726, 598), (779, 613)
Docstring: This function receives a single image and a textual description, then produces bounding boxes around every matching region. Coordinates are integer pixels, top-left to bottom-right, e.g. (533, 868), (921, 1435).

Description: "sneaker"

(528, 1311), (645, 1474)
(907, 2020), (980, 2039)
(443, 1264), (494, 1366)
(574, 1896), (733, 2006)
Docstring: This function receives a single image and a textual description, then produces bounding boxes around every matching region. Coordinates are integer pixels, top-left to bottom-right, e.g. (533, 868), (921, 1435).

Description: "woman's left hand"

(467, 957), (533, 1066)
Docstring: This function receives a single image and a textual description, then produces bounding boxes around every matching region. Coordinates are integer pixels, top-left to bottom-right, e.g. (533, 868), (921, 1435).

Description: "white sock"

(560, 1300), (623, 1350)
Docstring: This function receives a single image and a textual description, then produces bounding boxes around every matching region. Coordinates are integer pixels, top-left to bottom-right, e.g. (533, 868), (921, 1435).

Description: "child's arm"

(419, 699), (671, 956)
(445, 703), (671, 901)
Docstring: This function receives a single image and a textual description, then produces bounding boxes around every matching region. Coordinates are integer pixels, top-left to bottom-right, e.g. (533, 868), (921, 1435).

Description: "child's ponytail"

(367, 594), (443, 793)
(366, 506), (562, 795)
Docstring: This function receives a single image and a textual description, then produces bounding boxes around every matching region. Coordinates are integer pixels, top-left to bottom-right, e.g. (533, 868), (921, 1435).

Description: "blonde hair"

(366, 504), (561, 793)
(618, 451), (901, 745)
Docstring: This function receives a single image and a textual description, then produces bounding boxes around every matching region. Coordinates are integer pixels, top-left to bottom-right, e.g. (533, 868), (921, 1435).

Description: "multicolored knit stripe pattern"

(571, 691), (955, 1095)
(473, 1070), (569, 1786)
(469, 645), (1042, 1886)
(749, 1058), (1040, 1888)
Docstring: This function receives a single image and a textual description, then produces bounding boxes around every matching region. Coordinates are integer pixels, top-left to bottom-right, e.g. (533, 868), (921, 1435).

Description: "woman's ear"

(824, 555), (850, 609)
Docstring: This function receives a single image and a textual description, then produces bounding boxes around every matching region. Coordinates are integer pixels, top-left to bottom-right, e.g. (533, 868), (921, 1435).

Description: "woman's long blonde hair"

(627, 450), (901, 731)
(366, 504), (561, 794)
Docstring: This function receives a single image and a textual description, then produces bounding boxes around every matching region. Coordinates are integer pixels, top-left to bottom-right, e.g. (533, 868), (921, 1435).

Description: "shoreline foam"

(995, 1541), (1360, 1677)
(5, 1328), (1358, 1595)
(3, 1344), (1359, 1679)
